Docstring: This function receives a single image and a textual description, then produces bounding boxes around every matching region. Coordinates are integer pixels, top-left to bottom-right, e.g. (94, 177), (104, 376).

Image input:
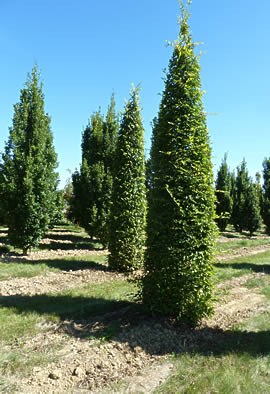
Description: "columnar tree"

(215, 154), (233, 231)
(243, 181), (262, 235)
(0, 66), (59, 253)
(231, 159), (262, 234)
(262, 158), (270, 234)
(0, 172), (5, 224)
(70, 96), (118, 245)
(98, 95), (118, 245)
(71, 111), (104, 238)
(231, 159), (250, 232)
(108, 89), (146, 272)
(142, 5), (217, 325)
(255, 171), (263, 215)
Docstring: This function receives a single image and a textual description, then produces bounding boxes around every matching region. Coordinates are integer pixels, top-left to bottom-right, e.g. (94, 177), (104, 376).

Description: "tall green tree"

(255, 171), (263, 215)
(98, 95), (118, 246)
(108, 88), (146, 272)
(243, 181), (262, 235)
(142, 5), (217, 325)
(262, 158), (270, 234)
(231, 159), (262, 234)
(215, 154), (233, 231)
(0, 66), (59, 253)
(70, 97), (118, 245)
(71, 111), (104, 238)
(231, 159), (249, 232)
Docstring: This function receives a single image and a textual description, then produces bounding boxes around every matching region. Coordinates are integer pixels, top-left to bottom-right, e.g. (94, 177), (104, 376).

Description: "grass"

(0, 278), (136, 391)
(1, 225), (270, 392)
(217, 237), (270, 254)
(0, 279), (136, 343)
(0, 223), (103, 254)
(0, 254), (108, 281)
(0, 347), (59, 377)
(214, 249), (270, 282)
(0, 261), (57, 281)
(156, 269), (270, 394)
(156, 353), (270, 394)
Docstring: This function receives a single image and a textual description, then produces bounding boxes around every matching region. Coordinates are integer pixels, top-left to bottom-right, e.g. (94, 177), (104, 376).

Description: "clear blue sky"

(1, 0), (270, 187)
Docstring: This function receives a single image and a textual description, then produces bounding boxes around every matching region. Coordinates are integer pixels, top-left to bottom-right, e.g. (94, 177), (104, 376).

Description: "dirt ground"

(1, 232), (270, 393)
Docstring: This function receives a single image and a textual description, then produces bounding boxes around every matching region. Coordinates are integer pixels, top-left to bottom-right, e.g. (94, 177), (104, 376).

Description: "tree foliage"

(0, 66), (59, 253)
(142, 6), (217, 325)
(231, 159), (249, 232)
(71, 111), (104, 238)
(262, 158), (270, 234)
(215, 154), (233, 231)
(108, 89), (146, 272)
(98, 95), (118, 245)
(231, 159), (262, 234)
(70, 96), (117, 245)
(243, 182), (262, 235)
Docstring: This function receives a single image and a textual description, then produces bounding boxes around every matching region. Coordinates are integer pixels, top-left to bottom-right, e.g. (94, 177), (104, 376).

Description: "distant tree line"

(215, 155), (270, 235)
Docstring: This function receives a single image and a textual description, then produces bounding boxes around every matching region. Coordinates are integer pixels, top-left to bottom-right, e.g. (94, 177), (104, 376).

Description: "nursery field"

(0, 225), (270, 393)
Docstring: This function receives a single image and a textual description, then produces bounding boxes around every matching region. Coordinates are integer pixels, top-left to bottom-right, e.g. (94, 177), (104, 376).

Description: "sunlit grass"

(217, 238), (270, 254)
(214, 250), (270, 283)
(156, 353), (270, 394)
(0, 254), (108, 281)
(0, 279), (135, 343)
(157, 255), (270, 393)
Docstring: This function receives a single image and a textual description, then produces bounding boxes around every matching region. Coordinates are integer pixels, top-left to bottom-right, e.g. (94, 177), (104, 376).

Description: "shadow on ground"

(0, 293), (269, 358)
(219, 230), (256, 240)
(216, 262), (270, 274)
(0, 227), (103, 252)
(1, 256), (109, 272)
(40, 232), (103, 251)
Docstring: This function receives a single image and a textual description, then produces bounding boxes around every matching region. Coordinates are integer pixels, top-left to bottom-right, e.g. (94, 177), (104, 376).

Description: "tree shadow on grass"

(219, 230), (254, 239)
(39, 258), (109, 272)
(39, 232), (103, 251)
(0, 293), (131, 321)
(216, 262), (270, 274)
(0, 293), (269, 358)
(1, 256), (109, 272)
(38, 240), (103, 251)
(46, 232), (90, 243)
(189, 326), (270, 357)
(0, 228), (103, 253)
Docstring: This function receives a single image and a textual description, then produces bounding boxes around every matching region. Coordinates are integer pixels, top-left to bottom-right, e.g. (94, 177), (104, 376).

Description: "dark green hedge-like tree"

(108, 89), (146, 272)
(231, 159), (262, 234)
(98, 95), (118, 246)
(262, 158), (270, 234)
(215, 154), (233, 231)
(243, 181), (262, 235)
(231, 159), (249, 233)
(73, 111), (104, 239)
(142, 5), (217, 325)
(255, 171), (263, 216)
(0, 66), (59, 253)
(70, 97), (117, 246)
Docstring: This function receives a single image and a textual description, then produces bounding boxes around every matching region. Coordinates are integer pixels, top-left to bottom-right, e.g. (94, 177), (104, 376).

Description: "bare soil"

(1, 231), (270, 393)
(0, 269), (123, 296)
(8, 271), (268, 394)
